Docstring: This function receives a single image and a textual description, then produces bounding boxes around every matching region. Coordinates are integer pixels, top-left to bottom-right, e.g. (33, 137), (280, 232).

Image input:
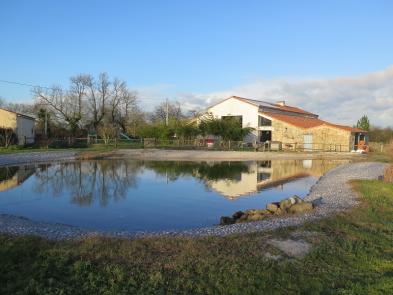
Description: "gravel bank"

(0, 151), (77, 167)
(0, 161), (386, 240)
(118, 149), (359, 161)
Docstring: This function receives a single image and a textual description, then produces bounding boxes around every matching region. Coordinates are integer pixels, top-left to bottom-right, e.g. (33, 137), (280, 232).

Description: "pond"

(0, 159), (348, 233)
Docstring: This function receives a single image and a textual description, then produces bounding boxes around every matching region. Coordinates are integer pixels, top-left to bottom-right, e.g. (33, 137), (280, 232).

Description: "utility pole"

(44, 108), (48, 137)
(165, 98), (169, 126)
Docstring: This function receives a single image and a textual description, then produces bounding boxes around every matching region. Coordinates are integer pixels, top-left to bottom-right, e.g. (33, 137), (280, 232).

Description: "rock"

(289, 197), (297, 205)
(293, 195), (304, 204)
(266, 202), (280, 213)
(232, 211), (245, 219)
(279, 199), (293, 211)
(245, 209), (271, 216)
(267, 239), (311, 258)
(247, 214), (265, 221)
(274, 208), (283, 215)
(236, 214), (249, 222)
(219, 216), (234, 225)
(288, 202), (313, 214)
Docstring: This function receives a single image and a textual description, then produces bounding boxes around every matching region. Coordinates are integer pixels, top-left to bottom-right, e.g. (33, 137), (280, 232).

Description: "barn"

(204, 96), (367, 152)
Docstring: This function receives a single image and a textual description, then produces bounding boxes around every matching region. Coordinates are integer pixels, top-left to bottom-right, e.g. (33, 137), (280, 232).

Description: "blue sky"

(1, 0), (393, 125)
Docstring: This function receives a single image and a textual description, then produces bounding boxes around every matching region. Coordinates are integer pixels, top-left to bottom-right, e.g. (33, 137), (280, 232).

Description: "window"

(258, 116), (271, 126)
(221, 116), (242, 127)
(257, 172), (271, 182)
(259, 160), (271, 168)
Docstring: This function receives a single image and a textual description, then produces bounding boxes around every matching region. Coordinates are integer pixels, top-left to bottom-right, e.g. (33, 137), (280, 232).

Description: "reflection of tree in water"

(33, 160), (139, 207)
(142, 161), (249, 182)
(0, 165), (35, 192)
(0, 166), (19, 181)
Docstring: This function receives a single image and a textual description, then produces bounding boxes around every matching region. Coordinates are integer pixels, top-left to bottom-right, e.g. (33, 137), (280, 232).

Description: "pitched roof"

(231, 96), (317, 116)
(0, 107), (35, 120)
(260, 111), (365, 133)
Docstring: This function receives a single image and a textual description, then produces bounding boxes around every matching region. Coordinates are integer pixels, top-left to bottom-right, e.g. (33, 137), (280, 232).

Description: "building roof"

(227, 96), (318, 117)
(0, 107), (35, 120)
(260, 111), (365, 133)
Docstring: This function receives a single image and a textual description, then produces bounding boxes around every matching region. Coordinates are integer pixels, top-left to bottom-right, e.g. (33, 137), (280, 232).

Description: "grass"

(1, 180), (392, 294)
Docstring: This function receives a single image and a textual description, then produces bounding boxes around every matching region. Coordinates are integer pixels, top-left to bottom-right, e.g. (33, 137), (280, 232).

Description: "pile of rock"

(219, 195), (314, 225)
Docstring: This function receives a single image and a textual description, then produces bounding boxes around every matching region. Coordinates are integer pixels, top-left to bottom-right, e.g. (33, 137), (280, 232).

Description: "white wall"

(207, 97), (259, 142)
(16, 116), (35, 145)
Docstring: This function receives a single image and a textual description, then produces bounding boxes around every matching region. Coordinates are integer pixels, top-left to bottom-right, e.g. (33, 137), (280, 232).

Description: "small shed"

(0, 108), (35, 145)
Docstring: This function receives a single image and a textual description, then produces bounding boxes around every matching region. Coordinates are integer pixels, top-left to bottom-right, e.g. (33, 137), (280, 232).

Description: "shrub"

(384, 164), (393, 183)
(97, 124), (118, 144)
(0, 127), (16, 148)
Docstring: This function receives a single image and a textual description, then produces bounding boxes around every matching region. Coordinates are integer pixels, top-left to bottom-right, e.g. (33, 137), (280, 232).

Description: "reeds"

(384, 164), (393, 183)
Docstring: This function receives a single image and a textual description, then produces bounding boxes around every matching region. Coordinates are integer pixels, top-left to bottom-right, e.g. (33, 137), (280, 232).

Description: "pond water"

(0, 159), (348, 232)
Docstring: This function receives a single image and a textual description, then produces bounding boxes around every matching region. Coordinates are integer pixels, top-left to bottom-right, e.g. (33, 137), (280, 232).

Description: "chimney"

(276, 100), (286, 106)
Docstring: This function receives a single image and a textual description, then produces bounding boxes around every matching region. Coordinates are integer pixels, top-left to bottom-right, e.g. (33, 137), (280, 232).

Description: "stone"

(232, 211), (245, 219)
(264, 252), (282, 261)
(267, 239), (311, 258)
(293, 195), (304, 204)
(245, 209), (271, 215)
(288, 202), (313, 214)
(238, 214), (249, 221)
(247, 214), (265, 221)
(219, 216), (234, 225)
(274, 208), (283, 215)
(266, 202), (280, 213)
(279, 199), (293, 211)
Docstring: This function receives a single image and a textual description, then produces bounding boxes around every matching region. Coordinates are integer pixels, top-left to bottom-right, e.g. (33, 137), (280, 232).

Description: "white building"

(204, 96), (366, 151)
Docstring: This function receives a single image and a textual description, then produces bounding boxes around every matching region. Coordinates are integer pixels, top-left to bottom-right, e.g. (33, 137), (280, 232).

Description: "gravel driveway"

(0, 151), (77, 167)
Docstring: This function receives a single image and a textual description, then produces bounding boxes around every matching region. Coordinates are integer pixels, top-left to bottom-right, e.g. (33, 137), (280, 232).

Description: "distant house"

(0, 108), (35, 145)
(203, 96), (367, 152)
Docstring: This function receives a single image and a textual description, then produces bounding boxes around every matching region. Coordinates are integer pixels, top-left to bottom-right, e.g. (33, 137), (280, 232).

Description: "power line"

(0, 79), (53, 90)
(0, 78), (172, 102)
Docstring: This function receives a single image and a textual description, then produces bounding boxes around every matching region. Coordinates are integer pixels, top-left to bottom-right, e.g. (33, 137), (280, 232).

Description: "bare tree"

(151, 100), (184, 123)
(109, 78), (127, 124)
(0, 127), (15, 147)
(69, 74), (90, 117)
(33, 86), (81, 135)
(86, 73), (110, 131)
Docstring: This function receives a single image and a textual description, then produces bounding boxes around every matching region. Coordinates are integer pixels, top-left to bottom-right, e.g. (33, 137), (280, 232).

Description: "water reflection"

(0, 159), (349, 202)
(143, 159), (348, 199)
(0, 159), (349, 231)
(32, 160), (139, 206)
(0, 165), (35, 192)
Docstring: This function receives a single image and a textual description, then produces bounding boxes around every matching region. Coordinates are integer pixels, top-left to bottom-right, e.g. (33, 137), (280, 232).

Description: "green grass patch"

(1, 180), (393, 294)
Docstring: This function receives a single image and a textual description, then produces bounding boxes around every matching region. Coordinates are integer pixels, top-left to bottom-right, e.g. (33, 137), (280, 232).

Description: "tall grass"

(384, 164), (393, 182)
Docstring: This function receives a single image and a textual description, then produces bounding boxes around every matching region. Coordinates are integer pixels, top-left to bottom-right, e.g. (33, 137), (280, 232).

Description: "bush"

(0, 127), (16, 148)
(384, 164), (393, 183)
(97, 124), (117, 144)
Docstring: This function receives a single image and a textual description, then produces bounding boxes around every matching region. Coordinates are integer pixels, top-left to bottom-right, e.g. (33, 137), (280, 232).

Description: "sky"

(1, 0), (393, 126)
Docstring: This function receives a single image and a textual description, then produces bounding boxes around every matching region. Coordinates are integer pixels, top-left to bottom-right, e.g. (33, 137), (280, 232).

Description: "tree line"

(0, 73), (254, 145)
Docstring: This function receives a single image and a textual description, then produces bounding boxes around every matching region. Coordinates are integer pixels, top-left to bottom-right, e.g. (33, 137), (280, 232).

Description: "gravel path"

(0, 151), (77, 167)
(0, 160), (386, 240)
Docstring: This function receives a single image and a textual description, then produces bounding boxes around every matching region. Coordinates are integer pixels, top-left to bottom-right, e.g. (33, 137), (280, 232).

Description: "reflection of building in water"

(207, 159), (349, 199)
(0, 165), (35, 192)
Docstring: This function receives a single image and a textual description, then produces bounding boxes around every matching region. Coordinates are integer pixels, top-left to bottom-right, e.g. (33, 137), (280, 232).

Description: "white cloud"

(173, 66), (393, 127)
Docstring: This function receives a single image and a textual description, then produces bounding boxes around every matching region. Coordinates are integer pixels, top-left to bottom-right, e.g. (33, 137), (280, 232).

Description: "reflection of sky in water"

(0, 159), (347, 232)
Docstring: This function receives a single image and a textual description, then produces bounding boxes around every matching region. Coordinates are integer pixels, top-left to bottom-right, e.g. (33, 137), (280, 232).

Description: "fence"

(280, 142), (350, 152)
(31, 137), (353, 152)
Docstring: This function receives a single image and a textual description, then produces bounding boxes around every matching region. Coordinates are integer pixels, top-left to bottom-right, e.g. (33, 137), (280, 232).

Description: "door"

(259, 131), (272, 142)
(303, 134), (313, 151)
